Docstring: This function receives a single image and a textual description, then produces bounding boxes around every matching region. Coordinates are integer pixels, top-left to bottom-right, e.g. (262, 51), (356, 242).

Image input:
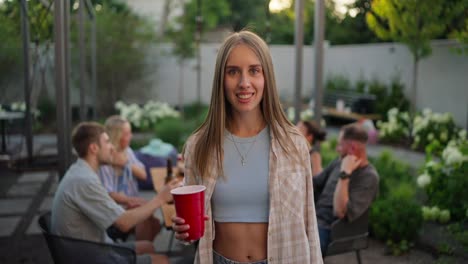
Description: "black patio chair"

(38, 211), (136, 264)
(325, 209), (369, 264)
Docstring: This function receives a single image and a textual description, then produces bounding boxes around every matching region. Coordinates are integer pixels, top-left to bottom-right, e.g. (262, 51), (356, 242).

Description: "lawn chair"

(325, 210), (369, 264)
(38, 211), (136, 264)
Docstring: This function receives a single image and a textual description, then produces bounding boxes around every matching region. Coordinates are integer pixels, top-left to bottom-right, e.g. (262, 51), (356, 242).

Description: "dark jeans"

(318, 226), (331, 256)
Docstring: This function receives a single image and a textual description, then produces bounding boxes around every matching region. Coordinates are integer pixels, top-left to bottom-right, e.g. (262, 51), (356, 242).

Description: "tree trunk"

(178, 60), (184, 116)
(411, 55), (419, 115)
(159, 0), (171, 37)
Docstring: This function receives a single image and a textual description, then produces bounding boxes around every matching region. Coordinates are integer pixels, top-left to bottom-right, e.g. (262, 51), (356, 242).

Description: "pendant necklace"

(230, 132), (259, 166)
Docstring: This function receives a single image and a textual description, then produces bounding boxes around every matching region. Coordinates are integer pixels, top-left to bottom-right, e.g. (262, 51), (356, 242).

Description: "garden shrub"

(154, 104), (209, 152)
(320, 137), (338, 167)
(115, 100), (180, 132)
(419, 138), (468, 221)
(377, 108), (411, 146)
(183, 102), (209, 122)
(154, 117), (191, 152)
(325, 74), (351, 92)
(377, 108), (464, 153)
(370, 196), (423, 248)
(324, 74), (410, 119)
(371, 77), (410, 118)
(369, 150), (422, 254)
(369, 150), (414, 198)
(412, 109), (461, 153)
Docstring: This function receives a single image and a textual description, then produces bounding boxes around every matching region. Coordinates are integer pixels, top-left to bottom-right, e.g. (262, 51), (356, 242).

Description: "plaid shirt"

(183, 126), (323, 264)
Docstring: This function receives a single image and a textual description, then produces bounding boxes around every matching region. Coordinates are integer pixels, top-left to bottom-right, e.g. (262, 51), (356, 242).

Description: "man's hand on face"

(340, 155), (362, 175)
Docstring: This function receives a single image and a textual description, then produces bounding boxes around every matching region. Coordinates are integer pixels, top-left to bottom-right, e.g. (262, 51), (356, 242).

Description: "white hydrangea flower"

(442, 146), (465, 165)
(432, 113), (443, 123)
(300, 109), (314, 121)
(427, 133), (434, 141)
(388, 108), (398, 118)
(442, 113), (451, 123)
(401, 112), (410, 122)
(417, 173), (431, 188)
(425, 160), (437, 168)
(287, 107), (295, 121)
(422, 108), (432, 116)
(440, 131), (448, 142)
(114, 101), (125, 110)
(459, 129), (467, 140)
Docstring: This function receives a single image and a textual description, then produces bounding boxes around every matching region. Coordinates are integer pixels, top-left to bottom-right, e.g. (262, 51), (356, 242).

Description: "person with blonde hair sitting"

(99, 115), (164, 241)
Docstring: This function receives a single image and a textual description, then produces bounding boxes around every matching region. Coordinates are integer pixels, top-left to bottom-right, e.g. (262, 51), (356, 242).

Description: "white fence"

(143, 40), (467, 129)
(5, 40), (466, 129)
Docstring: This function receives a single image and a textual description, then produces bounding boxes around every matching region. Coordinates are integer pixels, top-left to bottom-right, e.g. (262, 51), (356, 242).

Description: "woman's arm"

(130, 164), (147, 181)
(127, 148), (147, 181)
(109, 192), (146, 208)
(310, 152), (323, 176)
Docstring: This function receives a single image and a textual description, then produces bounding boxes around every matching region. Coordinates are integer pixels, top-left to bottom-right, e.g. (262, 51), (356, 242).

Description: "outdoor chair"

(38, 211), (136, 264)
(134, 151), (167, 190)
(325, 209), (369, 264)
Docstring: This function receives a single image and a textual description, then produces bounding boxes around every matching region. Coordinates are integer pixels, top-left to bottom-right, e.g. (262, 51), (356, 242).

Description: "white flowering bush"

(377, 107), (411, 143)
(419, 136), (468, 221)
(286, 107), (326, 127)
(411, 108), (460, 151)
(377, 108), (463, 153)
(0, 101), (41, 118)
(115, 100), (180, 131)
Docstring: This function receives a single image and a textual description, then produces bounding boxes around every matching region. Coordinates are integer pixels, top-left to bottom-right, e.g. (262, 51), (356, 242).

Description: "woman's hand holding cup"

(172, 215), (209, 244)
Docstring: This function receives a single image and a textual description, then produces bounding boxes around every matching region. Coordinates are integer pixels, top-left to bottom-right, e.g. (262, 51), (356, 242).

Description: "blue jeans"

(213, 250), (267, 264)
(318, 226), (331, 256)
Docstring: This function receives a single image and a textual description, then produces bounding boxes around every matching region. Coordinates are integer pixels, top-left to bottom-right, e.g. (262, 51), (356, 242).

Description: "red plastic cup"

(170, 185), (206, 241)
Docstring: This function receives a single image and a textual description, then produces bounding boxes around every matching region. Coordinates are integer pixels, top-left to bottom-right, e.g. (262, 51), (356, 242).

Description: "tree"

(0, 0), (53, 102)
(326, 0), (382, 45)
(92, 3), (157, 115)
(0, 13), (21, 96)
(451, 17), (468, 54)
(165, 0), (230, 109)
(366, 0), (467, 112)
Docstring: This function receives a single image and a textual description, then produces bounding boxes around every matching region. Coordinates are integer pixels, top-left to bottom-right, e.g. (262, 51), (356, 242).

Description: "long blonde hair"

(104, 115), (128, 151)
(189, 30), (301, 179)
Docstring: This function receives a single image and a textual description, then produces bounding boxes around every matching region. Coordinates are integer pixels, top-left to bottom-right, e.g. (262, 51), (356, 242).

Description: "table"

(323, 107), (381, 121)
(0, 111), (25, 154)
(151, 166), (184, 229)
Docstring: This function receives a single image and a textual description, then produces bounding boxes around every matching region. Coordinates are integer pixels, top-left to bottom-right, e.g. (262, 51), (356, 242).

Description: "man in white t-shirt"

(51, 122), (179, 264)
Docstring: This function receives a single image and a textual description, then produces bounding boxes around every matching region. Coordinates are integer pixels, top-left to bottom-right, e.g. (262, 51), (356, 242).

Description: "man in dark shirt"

(313, 123), (379, 256)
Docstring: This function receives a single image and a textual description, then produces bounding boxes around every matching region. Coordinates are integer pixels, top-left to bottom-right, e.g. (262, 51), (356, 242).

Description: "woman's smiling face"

(224, 43), (265, 117)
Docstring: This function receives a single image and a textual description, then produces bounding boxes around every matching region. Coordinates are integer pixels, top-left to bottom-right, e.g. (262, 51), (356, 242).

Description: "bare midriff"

(213, 222), (268, 262)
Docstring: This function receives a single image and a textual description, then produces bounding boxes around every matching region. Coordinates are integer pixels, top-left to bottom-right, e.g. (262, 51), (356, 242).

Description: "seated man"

(51, 122), (179, 264)
(99, 115), (161, 241)
(313, 123), (379, 256)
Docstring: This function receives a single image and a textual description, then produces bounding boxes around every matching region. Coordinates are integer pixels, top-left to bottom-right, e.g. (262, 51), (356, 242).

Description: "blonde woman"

(172, 31), (323, 264)
(99, 115), (161, 241)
